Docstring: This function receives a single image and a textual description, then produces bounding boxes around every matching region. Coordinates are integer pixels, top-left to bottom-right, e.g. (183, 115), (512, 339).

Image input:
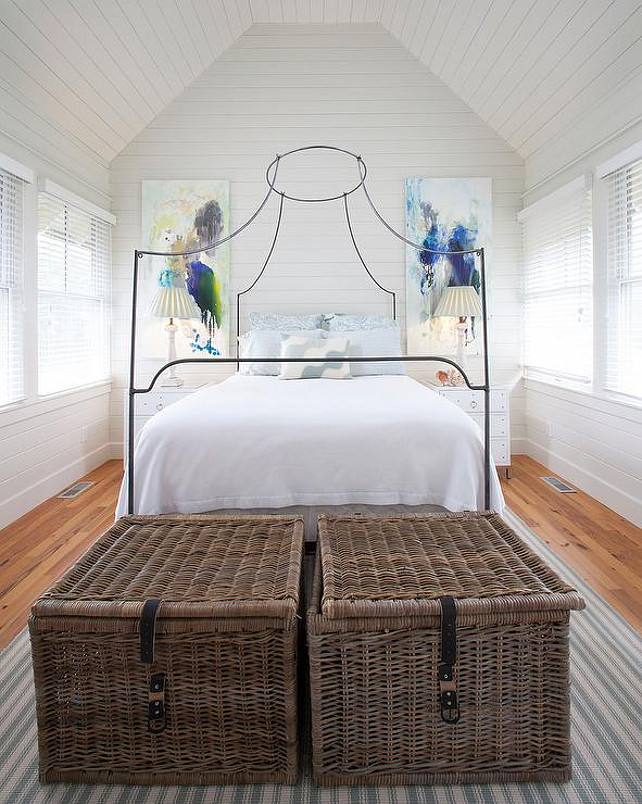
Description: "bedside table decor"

(433, 284), (484, 373)
(148, 267), (200, 387)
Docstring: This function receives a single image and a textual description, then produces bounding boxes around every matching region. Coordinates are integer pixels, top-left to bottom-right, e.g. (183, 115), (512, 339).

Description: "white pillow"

(249, 312), (323, 330)
(279, 335), (351, 380)
(324, 313), (397, 331)
(239, 329), (326, 375)
(330, 327), (405, 376)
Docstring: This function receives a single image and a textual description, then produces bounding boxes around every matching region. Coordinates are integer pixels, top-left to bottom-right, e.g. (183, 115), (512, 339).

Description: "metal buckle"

(148, 672), (166, 734)
(439, 686), (460, 724)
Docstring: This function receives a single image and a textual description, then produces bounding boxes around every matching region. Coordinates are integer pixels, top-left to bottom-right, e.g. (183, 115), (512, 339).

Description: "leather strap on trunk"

(139, 598), (167, 733)
(438, 595), (460, 724)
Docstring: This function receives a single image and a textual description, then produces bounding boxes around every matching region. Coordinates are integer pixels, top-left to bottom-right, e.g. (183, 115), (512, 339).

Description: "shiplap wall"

(0, 131), (112, 529)
(521, 118), (642, 527)
(109, 23), (525, 454)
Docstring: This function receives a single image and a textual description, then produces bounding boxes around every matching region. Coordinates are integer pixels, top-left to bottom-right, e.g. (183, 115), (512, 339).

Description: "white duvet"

(116, 374), (504, 518)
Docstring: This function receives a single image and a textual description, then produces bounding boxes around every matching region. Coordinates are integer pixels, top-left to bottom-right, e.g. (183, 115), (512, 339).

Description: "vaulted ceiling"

(1, 0), (640, 168)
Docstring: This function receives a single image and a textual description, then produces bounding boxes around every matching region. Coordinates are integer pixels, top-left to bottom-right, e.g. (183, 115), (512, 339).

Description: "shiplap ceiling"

(1, 0), (640, 167)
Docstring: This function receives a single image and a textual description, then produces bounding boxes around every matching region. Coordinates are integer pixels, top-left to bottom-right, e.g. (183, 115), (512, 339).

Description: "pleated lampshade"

(433, 285), (483, 318)
(148, 273), (200, 319)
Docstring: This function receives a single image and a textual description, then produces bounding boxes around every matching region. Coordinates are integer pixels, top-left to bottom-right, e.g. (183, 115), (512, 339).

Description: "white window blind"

(37, 193), (111, 395)
(521, 182), (593, 385)
(0, 168), (24, 406)
(604, 157), (642, 400)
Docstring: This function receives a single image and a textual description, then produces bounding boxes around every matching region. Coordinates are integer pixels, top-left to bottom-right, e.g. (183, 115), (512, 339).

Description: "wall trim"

(0, 128), (110, 204)
(0, 382), (111, 429)
(0, 443), (114, 530)
(522, 117), (642, 201)
(0, 151), (35, 183)
(38, 178), (117, 225)
(517, 174), (591, 221)
(522, 436), (641, 528)
(596, 139), (642, 179)
(524, 378), (642, 425)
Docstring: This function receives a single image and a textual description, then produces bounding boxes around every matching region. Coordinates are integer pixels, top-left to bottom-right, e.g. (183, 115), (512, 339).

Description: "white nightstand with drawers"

(123, 385), (207, 463)
(433, 385), (511, 477)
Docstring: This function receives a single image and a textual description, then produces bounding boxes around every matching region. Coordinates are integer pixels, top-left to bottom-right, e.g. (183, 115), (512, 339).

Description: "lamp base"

(455, 319), (467, 373)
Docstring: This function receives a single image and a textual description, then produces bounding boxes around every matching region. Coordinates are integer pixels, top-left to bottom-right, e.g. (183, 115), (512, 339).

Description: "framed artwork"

(405, 177), (491, 356)
(141, 180), (230, 358)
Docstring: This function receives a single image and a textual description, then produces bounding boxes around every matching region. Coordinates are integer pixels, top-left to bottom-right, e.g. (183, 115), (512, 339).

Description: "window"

(37, 193), (111, 395)
(0, 168), (24, 406)
(520, 179), (593, 385)
(604, 157), (642, 400)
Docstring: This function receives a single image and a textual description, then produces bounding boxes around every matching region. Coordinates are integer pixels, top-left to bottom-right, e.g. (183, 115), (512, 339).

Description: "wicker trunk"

(308, 512), (585, 786)
(30, 515), (304, 785)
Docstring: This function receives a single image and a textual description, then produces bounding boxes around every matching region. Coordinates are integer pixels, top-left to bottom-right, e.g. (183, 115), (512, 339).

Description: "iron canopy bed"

(123, 146), (497, 520)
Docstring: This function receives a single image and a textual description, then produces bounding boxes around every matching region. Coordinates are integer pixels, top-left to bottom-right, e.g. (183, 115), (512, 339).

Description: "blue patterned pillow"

(324, 313), (397, 330)
(239, 329), (326, 375)
(279, 335), (351, 380)
(249, 312), (323, 330)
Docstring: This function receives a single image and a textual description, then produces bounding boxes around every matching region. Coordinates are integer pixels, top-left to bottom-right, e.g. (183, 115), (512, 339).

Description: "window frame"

(523, 141), (642, 411)
(0, 157), (114, 416)
(36, 191), (112, 398)
(519, 175), (594, 391)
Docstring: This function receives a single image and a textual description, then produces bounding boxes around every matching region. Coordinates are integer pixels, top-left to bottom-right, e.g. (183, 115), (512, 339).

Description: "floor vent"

(57, 482), (94, 500)
(540, 476), (576, 493)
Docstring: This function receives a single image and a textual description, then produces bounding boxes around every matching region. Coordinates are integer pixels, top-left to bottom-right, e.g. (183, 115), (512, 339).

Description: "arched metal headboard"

(236, 146), (398, 362)
(128, 145), (491, 515)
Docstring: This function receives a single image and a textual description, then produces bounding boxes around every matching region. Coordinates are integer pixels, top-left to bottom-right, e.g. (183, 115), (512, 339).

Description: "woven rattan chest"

(308, 512), (585, 786)
(29, 515), (304, 785)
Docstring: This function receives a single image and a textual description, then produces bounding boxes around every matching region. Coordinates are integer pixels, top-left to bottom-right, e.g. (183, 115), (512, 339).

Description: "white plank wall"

(0, 386), (112, 528)
(524, 381), (642, 527)
(109, 23), (525, 455)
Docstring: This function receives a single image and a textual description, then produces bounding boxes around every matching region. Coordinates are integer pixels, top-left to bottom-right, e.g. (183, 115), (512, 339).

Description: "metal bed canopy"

(127, 145), (491, 515)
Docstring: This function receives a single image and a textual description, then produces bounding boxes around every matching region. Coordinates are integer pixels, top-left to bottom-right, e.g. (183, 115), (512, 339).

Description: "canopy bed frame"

(126, 145), (491, 516)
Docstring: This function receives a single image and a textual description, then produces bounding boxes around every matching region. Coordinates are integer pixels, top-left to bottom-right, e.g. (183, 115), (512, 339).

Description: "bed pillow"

(239, 328), (326, 375)
(249, 312), (323, 330)
(332, 327), (405, 376)
(324, 313), (397, 330)
(279, 335), (351, 380)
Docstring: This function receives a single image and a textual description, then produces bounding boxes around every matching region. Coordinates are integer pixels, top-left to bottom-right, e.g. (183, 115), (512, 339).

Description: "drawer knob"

(470, 400), (477, 409)
(156, 403), (163, 411)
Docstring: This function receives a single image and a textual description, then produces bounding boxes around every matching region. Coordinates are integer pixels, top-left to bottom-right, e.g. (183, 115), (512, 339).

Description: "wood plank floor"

(0, 455), (640, 649)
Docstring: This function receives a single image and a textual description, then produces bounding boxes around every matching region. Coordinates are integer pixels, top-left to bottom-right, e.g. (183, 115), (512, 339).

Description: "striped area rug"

(1, 509), (640, 803)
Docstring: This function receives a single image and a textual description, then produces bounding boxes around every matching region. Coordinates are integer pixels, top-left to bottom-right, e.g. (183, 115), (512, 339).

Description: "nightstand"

(123, 384), (207, 462)
(433, 385), (511, 477)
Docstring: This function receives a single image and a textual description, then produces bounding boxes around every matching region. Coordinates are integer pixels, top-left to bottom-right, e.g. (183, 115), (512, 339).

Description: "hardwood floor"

(0, 455), (640, 649)
(502, 456), (642, 632)
(0, 460), (123, 650)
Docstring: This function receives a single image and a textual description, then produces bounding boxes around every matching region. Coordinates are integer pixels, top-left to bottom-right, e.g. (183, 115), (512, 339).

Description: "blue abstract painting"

(405, 178), (491, 355)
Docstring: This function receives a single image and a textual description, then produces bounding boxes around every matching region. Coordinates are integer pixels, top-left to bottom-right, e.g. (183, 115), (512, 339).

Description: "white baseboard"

(523, 437), (642, 527)
(0, 443), (114, 530)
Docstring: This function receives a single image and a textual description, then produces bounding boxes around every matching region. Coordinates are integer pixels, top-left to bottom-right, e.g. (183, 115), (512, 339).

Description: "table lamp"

(433, 285), (483, 372)
(148, 270), (200, 387)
